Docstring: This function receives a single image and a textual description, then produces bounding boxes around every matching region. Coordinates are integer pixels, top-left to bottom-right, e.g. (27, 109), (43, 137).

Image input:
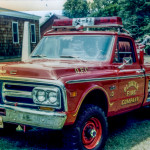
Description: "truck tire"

(3, 123), (17, 133)
(63, 104), (108, 150)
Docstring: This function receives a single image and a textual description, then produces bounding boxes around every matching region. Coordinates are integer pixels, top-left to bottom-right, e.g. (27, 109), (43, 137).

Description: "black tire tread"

(63, 104), (108, 150)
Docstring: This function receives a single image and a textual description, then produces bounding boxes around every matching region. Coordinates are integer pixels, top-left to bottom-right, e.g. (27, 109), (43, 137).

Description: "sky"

(0, 0), (67, 16)
(0, 0), (93, 20)
(0, 0), (67, 12)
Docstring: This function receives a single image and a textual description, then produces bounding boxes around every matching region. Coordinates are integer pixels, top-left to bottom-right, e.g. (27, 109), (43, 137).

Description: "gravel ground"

(0, 107), (149, 150)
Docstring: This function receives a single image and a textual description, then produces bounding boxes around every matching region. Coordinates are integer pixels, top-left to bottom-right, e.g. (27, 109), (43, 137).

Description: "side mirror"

(123, 57), (133, 64)
(139, 50), (144, 64)
(118, 57), (133, 69)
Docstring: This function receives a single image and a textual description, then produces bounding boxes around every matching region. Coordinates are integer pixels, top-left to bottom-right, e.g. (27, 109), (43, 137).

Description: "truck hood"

(0, 59), (106, 80)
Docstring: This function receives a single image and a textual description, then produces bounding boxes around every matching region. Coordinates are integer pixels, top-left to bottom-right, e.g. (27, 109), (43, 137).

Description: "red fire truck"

(0, 17), (150, 150)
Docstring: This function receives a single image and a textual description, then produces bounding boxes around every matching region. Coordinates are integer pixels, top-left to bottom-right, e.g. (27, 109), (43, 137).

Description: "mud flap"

(0, 116), (4, 128)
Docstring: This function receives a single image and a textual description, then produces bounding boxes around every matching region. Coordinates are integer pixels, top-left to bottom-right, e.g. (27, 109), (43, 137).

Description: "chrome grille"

(2, 82), (35, 105)
(0, 77), (68, 111)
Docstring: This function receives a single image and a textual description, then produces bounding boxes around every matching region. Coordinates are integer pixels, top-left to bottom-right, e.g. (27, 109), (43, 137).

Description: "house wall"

(40, 15), (58, 38)
(0, 15), (40, 59)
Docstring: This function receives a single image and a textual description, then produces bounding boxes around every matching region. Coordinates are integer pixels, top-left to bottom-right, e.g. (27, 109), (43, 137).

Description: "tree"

(89, 0), (119, 17)
(63, 0), (89, 18)
(118, 0), (150, 39)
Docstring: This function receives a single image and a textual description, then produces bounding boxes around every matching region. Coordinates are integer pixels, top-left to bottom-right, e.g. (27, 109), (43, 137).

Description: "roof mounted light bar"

(52, 17), (123, 29)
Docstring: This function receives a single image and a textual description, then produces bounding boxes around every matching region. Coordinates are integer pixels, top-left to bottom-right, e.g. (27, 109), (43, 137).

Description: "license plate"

(0, 116), (4, 128)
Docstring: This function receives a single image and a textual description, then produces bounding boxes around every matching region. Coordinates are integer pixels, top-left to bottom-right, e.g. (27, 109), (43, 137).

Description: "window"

(113, 37), (136, 63)
(31, 35), (113, 61)
(12, 22), (19, 43)
(31, 24), (36, 43)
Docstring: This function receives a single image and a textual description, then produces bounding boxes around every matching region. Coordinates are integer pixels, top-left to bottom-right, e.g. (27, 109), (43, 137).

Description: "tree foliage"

(89, 0), (119, 17)
(118, 0), (150, 39)
(63, 0), (89, 18)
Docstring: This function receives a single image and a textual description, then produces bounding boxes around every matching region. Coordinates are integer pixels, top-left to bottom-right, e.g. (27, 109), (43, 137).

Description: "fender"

(72, 84), (112, 117)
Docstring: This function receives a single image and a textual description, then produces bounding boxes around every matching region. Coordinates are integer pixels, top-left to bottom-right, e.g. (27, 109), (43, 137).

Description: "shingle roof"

(0, 7), (41, 20)
(40, 13), (68, 26)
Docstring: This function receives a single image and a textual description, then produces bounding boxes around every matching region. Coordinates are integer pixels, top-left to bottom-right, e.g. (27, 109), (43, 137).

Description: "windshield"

(31, 35), (114, 61)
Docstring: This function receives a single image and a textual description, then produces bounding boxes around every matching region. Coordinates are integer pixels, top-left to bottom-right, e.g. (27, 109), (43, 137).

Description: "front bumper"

(0, 105), (67, 130)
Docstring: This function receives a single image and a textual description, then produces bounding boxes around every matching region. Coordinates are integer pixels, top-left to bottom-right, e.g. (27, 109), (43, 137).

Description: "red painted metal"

(1, 17), (150, 126)
(139, 50), (144, 64)
(82, 117), (102, 149)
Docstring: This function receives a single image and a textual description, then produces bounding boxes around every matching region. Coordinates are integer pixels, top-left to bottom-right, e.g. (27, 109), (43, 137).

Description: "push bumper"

(0, 105), (67, 130)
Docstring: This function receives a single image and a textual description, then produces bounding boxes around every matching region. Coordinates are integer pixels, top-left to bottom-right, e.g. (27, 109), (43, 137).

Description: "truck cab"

(0, 17), (149, 150)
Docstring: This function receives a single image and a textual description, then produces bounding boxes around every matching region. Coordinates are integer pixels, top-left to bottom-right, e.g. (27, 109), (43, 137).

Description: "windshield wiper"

(60, 56), (78, 58)
(60, 55), (86, 62)
(31, 55), (47, 58)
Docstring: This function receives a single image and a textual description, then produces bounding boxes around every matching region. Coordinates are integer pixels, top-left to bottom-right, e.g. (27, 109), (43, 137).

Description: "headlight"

(32, 87), (61, 108)
(37, 90), (46, 102)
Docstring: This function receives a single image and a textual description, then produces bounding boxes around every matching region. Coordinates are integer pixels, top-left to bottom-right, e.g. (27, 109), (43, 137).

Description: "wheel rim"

(82, 117), (102, 149)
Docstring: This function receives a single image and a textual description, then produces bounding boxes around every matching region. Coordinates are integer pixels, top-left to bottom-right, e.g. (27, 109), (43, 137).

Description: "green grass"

(104, 107), (150, 150)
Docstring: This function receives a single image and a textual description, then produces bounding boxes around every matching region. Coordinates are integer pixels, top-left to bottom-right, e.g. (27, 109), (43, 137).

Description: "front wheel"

(63, 104), (108, 150)
(3, 123), (18, 132)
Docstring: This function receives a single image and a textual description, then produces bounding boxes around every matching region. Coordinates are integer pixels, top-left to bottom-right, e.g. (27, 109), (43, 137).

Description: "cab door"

(113, 36), (145, 113)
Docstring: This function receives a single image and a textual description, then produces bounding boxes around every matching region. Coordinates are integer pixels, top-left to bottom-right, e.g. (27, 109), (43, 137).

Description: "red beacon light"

(94, 17), (123, 27)
(52, 16), (123, 29)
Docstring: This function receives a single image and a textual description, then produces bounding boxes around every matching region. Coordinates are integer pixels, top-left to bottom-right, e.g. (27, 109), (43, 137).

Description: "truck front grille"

(2, 82), (35, 105)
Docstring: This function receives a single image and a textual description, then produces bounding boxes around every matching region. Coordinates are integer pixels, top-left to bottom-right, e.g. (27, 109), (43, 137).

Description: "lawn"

(105, 107), (150, 150)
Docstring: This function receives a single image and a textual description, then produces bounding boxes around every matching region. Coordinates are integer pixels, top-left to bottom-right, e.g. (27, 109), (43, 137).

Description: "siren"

(52, 17), (123, 29)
